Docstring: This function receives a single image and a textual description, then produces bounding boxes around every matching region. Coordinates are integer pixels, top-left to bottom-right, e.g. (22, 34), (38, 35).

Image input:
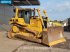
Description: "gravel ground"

(0, 24), (70, 52)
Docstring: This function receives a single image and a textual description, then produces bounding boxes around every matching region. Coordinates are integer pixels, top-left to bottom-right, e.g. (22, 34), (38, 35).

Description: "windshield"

(18, 10), (34, 23)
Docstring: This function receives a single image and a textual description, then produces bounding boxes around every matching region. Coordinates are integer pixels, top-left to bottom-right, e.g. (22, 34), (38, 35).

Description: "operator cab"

(14, 8), (47, 28)
(14, 8), (36, 24)
(18, 9), (32, 24)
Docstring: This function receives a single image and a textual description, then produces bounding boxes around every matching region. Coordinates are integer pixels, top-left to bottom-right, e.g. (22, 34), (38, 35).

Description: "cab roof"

(13, 0), (40, 6)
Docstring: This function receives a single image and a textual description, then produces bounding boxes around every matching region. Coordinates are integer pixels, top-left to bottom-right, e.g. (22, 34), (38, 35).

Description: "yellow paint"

(10, 18), (27, 25)
(18, 31), (34, 37)
(49, 38), (66, 46)
(43, 10), (51, 21)
(12, 26), (19, 33)
(52, 22), (62, 26)
(8, 8), (66, 46)
(30, 18), (42, 32)
(15, 8), (19, 18)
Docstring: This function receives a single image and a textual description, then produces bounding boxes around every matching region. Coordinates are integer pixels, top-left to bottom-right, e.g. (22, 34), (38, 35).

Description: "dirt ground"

(0, 30), (70, 52)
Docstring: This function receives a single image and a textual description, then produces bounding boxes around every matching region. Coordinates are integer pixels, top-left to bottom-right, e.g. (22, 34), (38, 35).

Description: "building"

(0, 0), (40, 24)
(0, 4), (14, 24)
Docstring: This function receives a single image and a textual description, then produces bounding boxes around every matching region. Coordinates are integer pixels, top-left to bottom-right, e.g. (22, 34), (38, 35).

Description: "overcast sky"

(21, 0), (70, 21)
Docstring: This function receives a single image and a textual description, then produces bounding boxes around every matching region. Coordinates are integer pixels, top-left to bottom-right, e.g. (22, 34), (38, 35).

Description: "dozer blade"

(42, 26), (66, 46)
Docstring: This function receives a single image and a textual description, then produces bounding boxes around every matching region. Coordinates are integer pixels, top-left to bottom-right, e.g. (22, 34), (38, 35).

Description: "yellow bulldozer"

(7, 8), (66, 46)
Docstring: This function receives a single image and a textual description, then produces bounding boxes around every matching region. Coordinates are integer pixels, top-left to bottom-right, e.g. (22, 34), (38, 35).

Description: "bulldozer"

(7, 8), (66, 46)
